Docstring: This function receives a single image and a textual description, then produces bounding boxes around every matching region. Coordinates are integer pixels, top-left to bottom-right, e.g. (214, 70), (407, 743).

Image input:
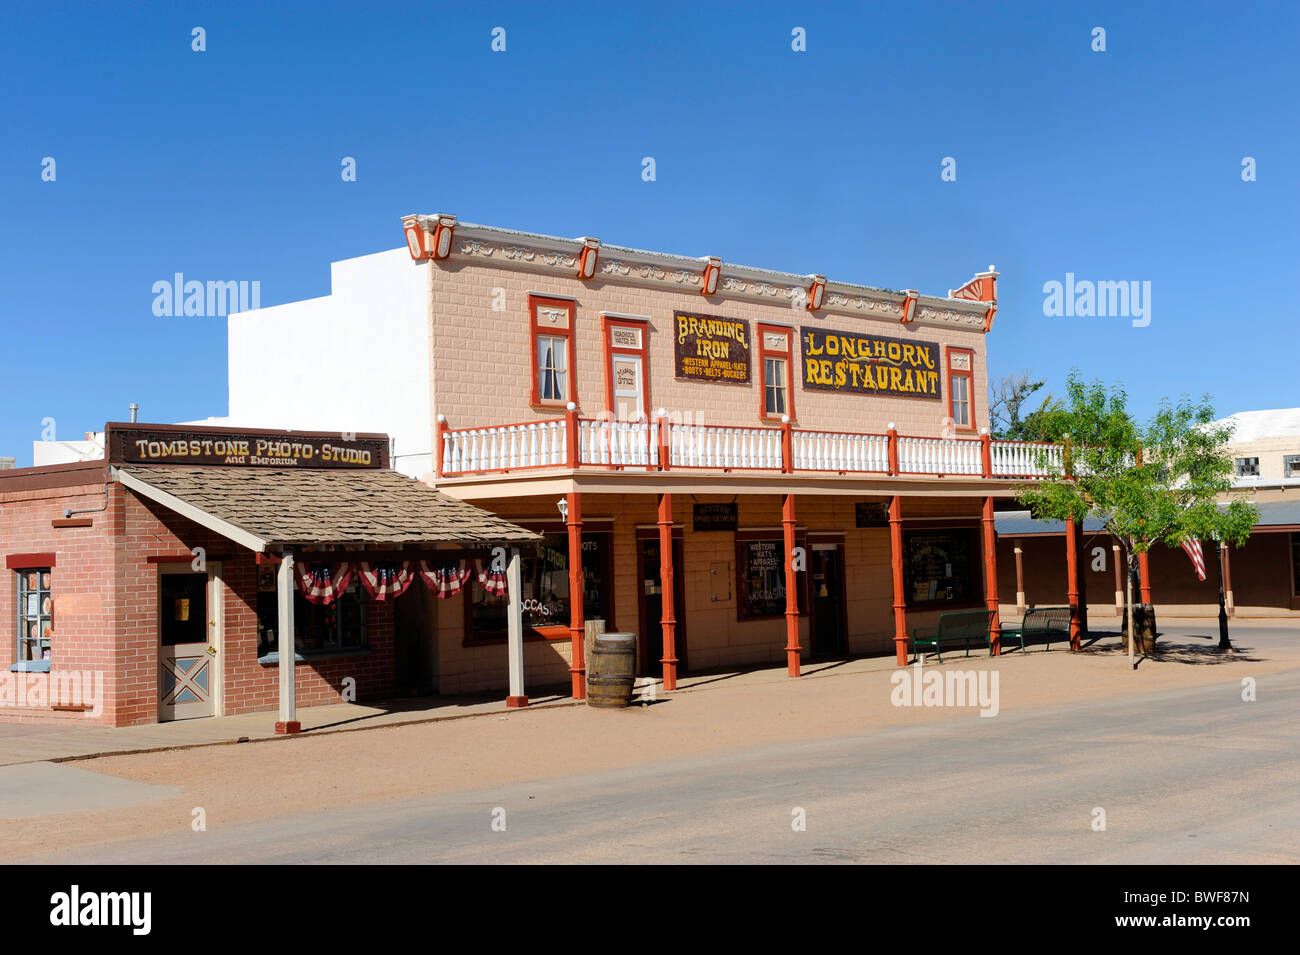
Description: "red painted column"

(783, 493), (801, 676)
(1138, 550), (1153, 605)
(657, 492), (678, 690)
(565, 402), (580, 468)
(890, 495), (908, 665)
(886, 423), (900, 476)
(435, 415), (449, 477)
(566, 490), (586, 699)
(1065, 515), (1081, 650)
(982, 496), (1001, 654)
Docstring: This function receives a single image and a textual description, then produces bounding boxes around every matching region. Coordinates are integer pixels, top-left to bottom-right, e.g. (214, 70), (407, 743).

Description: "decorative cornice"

(418, 217), (994, 332)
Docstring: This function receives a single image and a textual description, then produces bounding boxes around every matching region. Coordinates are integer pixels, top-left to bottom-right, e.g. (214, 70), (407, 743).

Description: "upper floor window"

(946, 348), (975, 431)
(1284, 455), (1300, 478)
(16, 568), (53, 663)
(529, 295), (577, 407)
(1235, 457), (1260, 478)
(757, 324), (795, 420)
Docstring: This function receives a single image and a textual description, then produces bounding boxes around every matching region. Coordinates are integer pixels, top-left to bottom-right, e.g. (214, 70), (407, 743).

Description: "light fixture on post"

(577, 237), (600, 279)
(806, 275), (826, 311)
(556, 497), (568, 521)
(701, 257), (721, 296)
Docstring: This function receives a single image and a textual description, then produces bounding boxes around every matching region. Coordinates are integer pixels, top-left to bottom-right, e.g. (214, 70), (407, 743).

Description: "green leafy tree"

(989, 370), (1061, 440)
(1015, 372), (1257, 663)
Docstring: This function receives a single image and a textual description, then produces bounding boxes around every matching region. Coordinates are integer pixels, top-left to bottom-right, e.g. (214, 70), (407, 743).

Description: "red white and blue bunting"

(475, 557), (509, 597)
(358, 561), (417, 600)
(418, 560), (472, 599)
(295, 561), (354, 605)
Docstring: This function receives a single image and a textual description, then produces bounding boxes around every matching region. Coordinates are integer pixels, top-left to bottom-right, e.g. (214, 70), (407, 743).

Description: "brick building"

(220, 213), (1077, 700)
(0, 424), (536, 728)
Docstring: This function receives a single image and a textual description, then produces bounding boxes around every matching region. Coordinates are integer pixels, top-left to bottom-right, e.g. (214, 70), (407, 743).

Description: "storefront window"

(257, 574), (367, 657)
(903, 528), (981, 606)
(16, 569), (53, 662)
(736, 538), (804, 620)
(469, 532), (611, 636)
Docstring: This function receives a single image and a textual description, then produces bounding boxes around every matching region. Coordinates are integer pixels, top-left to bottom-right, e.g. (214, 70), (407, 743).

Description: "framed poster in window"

(735, 536), (805, 620)
(902, 528), (982, 608)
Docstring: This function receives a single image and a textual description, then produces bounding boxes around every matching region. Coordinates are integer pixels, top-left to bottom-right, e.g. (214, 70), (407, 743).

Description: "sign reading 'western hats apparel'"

(106, 426), (389, 469)
(800, 327), (941, 400)
(673, 311), (751, 383)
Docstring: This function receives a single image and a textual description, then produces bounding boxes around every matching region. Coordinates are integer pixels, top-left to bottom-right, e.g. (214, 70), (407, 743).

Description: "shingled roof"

(116, 465), (540, 551)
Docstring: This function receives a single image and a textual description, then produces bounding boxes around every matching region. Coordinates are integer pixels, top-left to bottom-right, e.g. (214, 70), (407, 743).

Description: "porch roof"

(114, 465), (541, 553)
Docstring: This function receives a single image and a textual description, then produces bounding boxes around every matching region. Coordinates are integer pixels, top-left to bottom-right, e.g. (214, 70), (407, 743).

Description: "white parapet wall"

(226, 248), (432, 478)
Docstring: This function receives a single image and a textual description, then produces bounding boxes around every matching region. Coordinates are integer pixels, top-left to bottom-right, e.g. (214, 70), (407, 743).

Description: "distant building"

(1216, 408), (1300, 489)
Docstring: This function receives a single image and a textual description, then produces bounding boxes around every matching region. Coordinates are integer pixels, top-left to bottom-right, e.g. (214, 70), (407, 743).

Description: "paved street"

(16, 639), (1298, 864)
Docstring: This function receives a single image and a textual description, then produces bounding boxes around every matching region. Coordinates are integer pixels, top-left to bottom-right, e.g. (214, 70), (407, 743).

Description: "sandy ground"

(2, 624), (1296, 861)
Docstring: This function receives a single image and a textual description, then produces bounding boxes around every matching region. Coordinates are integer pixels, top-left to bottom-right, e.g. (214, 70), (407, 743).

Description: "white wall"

(226, 249), (432, 477)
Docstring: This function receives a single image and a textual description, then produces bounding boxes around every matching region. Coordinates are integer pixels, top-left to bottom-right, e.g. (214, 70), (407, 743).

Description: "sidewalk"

(0, 617), (1286, 767)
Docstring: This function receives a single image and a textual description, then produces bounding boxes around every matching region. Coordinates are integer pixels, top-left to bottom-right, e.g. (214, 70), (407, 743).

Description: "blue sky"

(2, 0), (1295, 464)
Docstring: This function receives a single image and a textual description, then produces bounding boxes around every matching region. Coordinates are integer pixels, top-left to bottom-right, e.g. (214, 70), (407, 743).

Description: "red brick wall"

(0, 478), (396, 728)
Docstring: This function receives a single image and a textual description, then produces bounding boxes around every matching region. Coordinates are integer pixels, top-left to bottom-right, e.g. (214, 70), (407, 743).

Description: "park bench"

(999, 606), (1073, 654)
(910, 609), (997, 663)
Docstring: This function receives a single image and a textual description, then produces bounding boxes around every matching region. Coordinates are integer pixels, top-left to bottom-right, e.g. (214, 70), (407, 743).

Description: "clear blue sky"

(2, 1), (1295, 464)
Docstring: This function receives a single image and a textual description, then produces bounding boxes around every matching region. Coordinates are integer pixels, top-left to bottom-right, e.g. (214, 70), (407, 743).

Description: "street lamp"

(1214, 532), (1232, 651)
(556, 497), (568, 521)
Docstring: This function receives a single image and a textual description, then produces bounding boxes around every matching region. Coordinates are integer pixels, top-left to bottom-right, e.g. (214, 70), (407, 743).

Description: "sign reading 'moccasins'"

(800, 327), (941, 400)
(106, 427), (388, 469)
(673, 311), (751, 383)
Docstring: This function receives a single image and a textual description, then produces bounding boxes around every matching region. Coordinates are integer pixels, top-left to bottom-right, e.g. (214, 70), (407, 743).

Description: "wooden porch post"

(1065, 516), (1081, 650)
(1138, 550), (1153, 605)
(566, 491), (586, 699)
(1112, 541), (1124, 615)
(890, 495), (908, 666)
(1221, 542), (1235, 617)
(982, 496), (1001, 654)
(506, 547), (528, 707)
(1014, 543), (1026, 613)
(783, 492), (801, 676)
(275, 550), (300, 734)
(657, 492), (678, 690)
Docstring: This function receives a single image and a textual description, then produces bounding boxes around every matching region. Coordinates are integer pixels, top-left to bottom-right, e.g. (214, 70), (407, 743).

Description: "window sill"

(9, 661), (51, 673)
(257, 648), (371, 666)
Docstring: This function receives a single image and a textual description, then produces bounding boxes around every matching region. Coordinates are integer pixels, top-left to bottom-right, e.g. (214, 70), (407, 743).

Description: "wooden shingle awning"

(114, 465), (541, 552)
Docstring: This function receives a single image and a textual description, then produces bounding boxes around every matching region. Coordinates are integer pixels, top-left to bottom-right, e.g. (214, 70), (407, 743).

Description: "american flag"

(1181, 538), (1207, 581)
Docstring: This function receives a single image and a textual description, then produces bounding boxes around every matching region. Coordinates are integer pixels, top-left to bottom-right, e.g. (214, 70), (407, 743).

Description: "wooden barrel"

(587, 632), (636, 708)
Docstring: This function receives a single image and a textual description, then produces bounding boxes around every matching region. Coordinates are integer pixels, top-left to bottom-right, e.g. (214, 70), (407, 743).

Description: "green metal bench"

(910, 609), (997, 663)
(1000, 606), (1072, 654)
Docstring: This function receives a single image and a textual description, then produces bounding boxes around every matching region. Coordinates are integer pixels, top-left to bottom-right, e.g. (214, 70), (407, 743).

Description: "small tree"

(1015, 373), (1257, 665)
(989, 370), (1060, 440)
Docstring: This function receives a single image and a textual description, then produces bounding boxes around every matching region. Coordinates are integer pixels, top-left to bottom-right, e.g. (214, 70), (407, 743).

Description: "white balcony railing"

(668, 424), (783, 470)
(578, 418), (658, 468)
(792, 430), (890, 472)
(441, 419), (567, 474)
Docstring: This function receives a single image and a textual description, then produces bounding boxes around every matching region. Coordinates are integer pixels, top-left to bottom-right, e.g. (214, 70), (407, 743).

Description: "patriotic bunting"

(295, 561), (354, 605)
(418, 560), (472, 599)
(475, 557), (509, 597)
(358, 561), (416, 600)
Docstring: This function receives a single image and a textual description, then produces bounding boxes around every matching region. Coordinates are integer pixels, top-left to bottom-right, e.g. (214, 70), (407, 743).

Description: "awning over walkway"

(996, 499), (1300, 537)
(113, 463), (541, 731)
(114, 465), (540, 551)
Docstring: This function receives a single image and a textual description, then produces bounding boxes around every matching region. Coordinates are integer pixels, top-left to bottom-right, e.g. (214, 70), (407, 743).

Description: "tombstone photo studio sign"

(800, 327), (941, 400)
(106, 426), (389, 469)
(673, 311), (751, 383)
(693, 502), (739, 531)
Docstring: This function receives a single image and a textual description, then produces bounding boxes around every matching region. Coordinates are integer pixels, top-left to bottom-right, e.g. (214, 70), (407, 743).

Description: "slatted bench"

(910, 609), (997, 663)
(999, 606), (1072, 654)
